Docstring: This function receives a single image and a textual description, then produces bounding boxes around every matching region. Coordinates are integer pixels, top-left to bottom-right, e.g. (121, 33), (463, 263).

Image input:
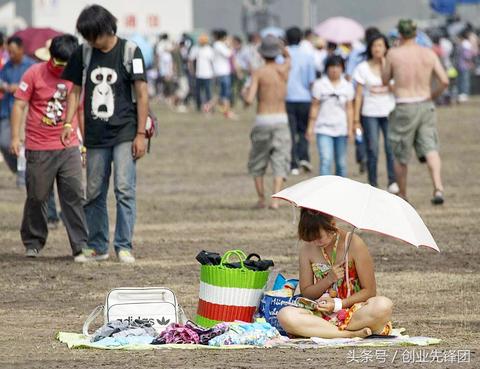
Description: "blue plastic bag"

(257, 294), (299, 336)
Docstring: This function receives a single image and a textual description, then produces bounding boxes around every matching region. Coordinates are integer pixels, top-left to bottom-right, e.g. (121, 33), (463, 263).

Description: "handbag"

(82, 287), (187, 336)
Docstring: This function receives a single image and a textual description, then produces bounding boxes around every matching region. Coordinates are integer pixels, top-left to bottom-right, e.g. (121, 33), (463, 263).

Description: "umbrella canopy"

(260, 26), (285, 39)
(314, 17), (364, 44)
(13, 27), (63, 58)
(272, 176), (439, 252)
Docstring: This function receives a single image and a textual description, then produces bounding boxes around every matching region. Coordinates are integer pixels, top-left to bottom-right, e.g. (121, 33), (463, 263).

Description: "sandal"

(431, 189), (444, 205)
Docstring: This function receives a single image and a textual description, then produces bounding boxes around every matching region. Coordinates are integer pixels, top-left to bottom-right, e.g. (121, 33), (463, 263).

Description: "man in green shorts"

(382, 19), (449, 205)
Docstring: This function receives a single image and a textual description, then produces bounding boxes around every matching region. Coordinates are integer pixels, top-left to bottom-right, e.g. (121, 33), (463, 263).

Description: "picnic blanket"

(56, 328), (441, 350)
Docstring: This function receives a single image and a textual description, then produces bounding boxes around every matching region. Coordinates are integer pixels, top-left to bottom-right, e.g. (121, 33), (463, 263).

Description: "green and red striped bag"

(195, 250), (270, 328)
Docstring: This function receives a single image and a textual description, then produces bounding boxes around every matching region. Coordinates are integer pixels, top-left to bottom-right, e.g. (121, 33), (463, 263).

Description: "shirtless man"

(244, 35), (291, 209)
(382, 19), (449, 204)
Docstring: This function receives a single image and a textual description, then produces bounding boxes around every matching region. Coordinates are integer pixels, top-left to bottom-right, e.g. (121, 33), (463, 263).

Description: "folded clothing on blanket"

(208, 321), (281, 347)
(92, 319), (157, 342)
(152, 320), (229, 345)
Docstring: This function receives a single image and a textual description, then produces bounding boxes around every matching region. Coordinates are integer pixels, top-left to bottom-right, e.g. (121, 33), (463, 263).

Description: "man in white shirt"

(189, 33), (214, 112)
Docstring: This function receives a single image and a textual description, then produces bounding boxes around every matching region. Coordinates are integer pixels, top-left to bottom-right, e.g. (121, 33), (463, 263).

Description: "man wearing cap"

(244, 35), (291, 209)
(382, 19), (449, 205)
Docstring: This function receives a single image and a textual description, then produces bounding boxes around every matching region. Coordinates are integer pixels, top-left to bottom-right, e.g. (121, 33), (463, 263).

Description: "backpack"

(81, 39), (159, 152)
(82, 287), (187, 336)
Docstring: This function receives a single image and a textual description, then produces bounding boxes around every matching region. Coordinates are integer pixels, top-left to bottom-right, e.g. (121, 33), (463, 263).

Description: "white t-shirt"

(352, 61), (395, 117)
(311, 76), (354, 137)
(190, 45), (214, 79)
(213, 40), (232, 77)
(158, 51), (173, 77)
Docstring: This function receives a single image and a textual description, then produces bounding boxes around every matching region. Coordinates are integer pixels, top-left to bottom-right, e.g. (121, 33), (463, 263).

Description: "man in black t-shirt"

(61, 5), (149, 264)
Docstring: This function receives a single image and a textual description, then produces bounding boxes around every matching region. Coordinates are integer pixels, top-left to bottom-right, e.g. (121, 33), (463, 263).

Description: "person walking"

(285, 27), (316, 175)
(353, 33), (398, 193)
(61, 4), (149, 263)
(0, 36), (35, 186)
(189, 33), (214, 112)
(307, 56), (354, 177)
(382, 19), (449, 204)
(9, 34), (89, 261)
(212, 29), (235, 119)
(244, 35), (291, 209)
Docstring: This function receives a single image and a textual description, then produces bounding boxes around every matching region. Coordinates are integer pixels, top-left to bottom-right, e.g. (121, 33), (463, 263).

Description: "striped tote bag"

(196, 250), (270, 328)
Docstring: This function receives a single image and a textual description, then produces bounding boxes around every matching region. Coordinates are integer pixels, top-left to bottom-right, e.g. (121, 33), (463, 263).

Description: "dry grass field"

(0, 99), (478, 368)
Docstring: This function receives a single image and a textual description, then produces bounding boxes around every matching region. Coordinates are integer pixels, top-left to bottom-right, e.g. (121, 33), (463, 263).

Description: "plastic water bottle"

(17, 145), (26, 172)
(355, 128), (363, 144)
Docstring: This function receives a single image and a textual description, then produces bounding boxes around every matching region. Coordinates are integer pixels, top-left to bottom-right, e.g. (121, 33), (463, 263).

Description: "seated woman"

(278, 208), (393, 338)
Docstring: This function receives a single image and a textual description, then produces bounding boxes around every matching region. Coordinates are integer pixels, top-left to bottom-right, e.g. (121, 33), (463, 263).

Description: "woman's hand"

(305, 127), (315, 142)
(328, 262), (345, 284)
(316, 295), (334, 314)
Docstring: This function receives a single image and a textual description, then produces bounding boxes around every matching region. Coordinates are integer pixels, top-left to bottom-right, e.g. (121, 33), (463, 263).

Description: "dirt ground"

(0, 99), (478, 369)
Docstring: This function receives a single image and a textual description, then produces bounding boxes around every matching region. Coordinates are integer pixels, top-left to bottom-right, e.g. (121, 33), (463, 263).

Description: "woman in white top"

(307, 55), (354, 177)
(353, 34), (397, 192)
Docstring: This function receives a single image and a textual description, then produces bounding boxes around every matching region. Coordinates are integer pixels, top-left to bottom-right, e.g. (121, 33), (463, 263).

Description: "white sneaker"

(387, 182), (400, 194)
(299, 160), (313, 172)
(25, 248), (39, 258)
(74, 248), (109, 263)
(118, 249), (135, 264)
(290, 168), (300, 176)
(458, 94), (469, 103)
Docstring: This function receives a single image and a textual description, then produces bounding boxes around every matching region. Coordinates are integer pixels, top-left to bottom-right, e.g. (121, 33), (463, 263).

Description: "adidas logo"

(156, 317), (171, 325)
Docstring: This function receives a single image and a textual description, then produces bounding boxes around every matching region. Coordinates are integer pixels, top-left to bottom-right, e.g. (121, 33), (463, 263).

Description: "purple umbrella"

(315, 17), (364, 44)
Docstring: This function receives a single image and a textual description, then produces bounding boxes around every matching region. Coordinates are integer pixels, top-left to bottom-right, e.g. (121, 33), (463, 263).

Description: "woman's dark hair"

(298, 208), (336, 242)
(366, 33), (389, 60)
(49, 34), (78, 62)
(324, 55), (345, 71)
(76, 5), (117, 42)
(286, 27), (302, 45)
(7, 36), (23, 47)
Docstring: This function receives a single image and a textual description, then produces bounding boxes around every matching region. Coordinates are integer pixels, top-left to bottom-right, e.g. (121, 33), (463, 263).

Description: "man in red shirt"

(10, 34), (89, 262)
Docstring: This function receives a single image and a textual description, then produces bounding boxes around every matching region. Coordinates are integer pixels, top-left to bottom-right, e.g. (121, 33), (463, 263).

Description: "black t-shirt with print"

(62, 38), (146, 148)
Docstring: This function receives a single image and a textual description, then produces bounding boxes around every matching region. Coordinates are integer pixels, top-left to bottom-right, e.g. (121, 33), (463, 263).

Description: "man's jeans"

(457, 69), (471, 96)
(195, 78), (212, 111)
(361, 116), (396, 187)
(316, 134), (347, 177)
(85, 141), (136, 255)
(286, 102), (311, 169)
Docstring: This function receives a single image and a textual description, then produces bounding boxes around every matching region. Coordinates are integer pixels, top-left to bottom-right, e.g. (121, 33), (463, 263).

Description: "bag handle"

(220, 249), (247, 270)
(246, 253), (261, 261)
(82, 305), (104, 337)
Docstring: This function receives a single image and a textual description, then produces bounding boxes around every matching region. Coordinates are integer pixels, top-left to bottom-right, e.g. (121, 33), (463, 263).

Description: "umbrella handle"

(343, 227), (357, 298)
(343, 227), (357, 260)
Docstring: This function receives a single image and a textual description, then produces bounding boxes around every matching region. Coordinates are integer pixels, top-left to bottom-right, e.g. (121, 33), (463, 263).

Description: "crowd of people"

(147, 19), (477, 205)
(0, 4), (477, 264)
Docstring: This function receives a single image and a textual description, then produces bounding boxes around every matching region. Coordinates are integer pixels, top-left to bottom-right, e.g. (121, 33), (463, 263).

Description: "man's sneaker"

(47, 220), (60, 230)
(290, 168), (300, 176)
(387, 182), (400, 194)
(299, 160), (313, 172)
(25, 248), (39, 258)
(74, 248), (109, 263)
(118, 249), (135, 264)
